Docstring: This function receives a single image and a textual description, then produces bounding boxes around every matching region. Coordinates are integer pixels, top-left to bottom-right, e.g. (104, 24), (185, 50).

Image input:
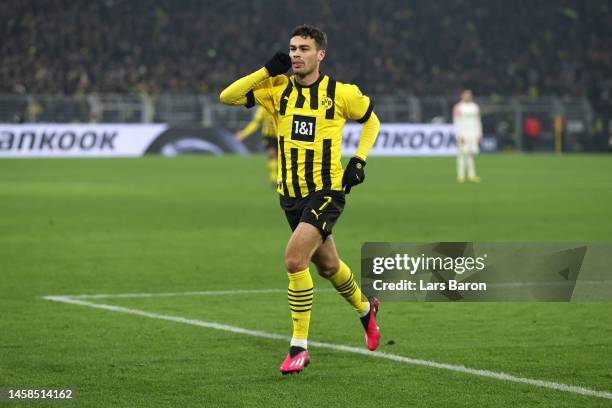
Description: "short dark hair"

(291, 25), (327, 50)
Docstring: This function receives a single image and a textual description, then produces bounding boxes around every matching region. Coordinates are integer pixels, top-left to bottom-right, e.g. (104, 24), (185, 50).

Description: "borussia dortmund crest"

(321, 96), (334, 109)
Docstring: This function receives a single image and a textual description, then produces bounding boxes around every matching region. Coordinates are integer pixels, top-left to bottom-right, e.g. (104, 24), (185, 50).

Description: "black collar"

(293, 73), (325, 89)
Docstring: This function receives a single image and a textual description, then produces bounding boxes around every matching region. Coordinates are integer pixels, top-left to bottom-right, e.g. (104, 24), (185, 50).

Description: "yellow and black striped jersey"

(241, 106), (277, 138)
(245, 74), (373, 197)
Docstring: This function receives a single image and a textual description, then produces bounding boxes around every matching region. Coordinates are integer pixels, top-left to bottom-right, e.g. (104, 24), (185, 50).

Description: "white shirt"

(453, 101), (482, 139)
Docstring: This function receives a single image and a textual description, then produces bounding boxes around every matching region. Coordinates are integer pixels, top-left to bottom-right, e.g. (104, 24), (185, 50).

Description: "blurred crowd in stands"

(1, 0), (611, 112)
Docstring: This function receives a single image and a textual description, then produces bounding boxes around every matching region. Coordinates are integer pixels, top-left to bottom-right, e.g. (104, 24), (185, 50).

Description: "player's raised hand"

(233, 130), (244, 141)
(342, 157), (366, 194)
(264, 52), (291, 76)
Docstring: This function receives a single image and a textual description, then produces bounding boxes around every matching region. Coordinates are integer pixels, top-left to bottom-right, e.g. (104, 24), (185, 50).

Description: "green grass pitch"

(1, 154), (611, 407)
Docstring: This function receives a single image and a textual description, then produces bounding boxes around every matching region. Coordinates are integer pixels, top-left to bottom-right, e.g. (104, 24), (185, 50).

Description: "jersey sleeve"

(247, 79), (274, 113)
(248, 76), (288, 115)
(220, 68), (268, 107)
(339, 84), (374, 123)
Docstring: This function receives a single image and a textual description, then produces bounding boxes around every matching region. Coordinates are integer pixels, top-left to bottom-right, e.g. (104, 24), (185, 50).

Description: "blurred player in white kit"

(453, 89), (482, 183)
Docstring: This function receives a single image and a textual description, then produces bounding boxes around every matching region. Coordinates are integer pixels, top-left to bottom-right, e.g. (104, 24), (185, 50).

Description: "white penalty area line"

(57, 288), (308, 300)
(42, 294), (612, 401)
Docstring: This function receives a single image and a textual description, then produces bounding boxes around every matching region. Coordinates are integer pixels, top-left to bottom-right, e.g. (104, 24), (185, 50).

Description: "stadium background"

(1, 0), (611, 152)
(1, 1), (611, 407)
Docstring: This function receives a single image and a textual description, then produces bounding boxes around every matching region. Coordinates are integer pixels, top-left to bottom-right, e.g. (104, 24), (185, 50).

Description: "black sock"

(289, 346), (306, 358)
(360, 311), (371, 330)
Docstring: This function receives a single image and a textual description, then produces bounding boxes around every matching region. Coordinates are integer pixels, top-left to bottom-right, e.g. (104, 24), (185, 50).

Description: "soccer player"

(220, 25), (381, 374)
(234, 106), (278, 186)
(453, 89), (482, 183)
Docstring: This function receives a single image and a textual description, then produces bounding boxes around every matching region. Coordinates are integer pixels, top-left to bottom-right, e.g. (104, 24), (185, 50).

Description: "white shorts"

(458, 137), (480, 154)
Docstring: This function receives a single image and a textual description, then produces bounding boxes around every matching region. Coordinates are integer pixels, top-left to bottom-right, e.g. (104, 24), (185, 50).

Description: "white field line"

(42, 294), (612, 401)
(62, 288), (299, 299)
(47, 280), (612, 300)
(58, 288), (335, 299)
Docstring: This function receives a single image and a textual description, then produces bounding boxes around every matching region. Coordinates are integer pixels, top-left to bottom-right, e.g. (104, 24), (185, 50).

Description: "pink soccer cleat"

(279, 350), (310, 375)
(363, 297), (381, 351)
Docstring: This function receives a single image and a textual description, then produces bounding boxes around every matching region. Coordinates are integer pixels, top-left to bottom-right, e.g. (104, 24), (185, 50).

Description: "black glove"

(342, 157), (366, 194)
(264, 52), (291, 76)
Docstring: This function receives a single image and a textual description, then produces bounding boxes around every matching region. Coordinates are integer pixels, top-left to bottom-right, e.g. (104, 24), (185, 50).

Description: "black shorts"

(263, 136), (277, 150)
(279, 190), (346, 240)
